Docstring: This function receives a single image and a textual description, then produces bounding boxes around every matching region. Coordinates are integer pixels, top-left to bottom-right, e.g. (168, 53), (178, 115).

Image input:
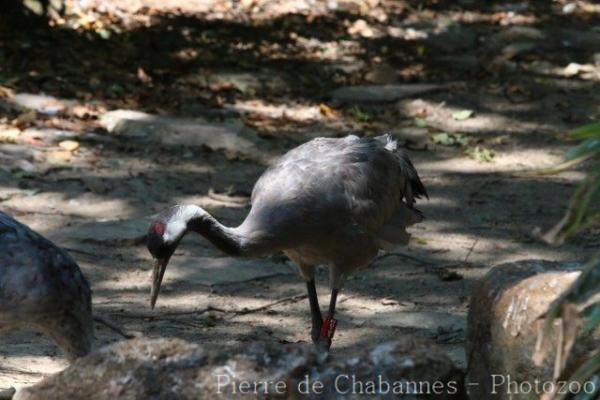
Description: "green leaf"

(557, 352), (600, 400)
(414, 237), (428, 245)
(582, 302), (600, 334)
(565, 174), (600, 238)
(452, 109), (474, 121)
(432, 132), (453, 145)
(569, 121), (600, 140)
(431, 132), (469, 147)
(109, 84), (125, 95)
(464, 146), (495, 162)
(565, 138), (600, 161)
(414, 118), (428, 128)
(349, 106), (371, 122)
(543, 170), (600, 243)
(456, 135), (470, 146)
(97, 29), (112, 40)
(574, 375), (600, 400)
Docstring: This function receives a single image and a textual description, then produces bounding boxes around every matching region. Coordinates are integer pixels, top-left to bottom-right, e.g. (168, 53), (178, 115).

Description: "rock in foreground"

(16, 337), (465, 400)
(466, 259), (597, 400)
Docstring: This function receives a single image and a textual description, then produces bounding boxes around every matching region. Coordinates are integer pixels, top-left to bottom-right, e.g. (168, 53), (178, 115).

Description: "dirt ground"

(1, 0), (599, 392)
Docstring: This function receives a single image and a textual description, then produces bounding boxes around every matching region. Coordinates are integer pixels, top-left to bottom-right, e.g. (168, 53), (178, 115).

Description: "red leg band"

(320, 317), (337, 341)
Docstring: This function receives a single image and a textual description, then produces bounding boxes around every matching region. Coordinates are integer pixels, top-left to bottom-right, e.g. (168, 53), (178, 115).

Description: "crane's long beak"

(150, 257), (169, 309)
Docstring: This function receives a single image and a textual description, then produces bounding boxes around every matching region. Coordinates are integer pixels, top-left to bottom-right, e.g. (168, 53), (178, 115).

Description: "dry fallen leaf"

(47, 150), (72, 163)
(59, 140), (80, 152)
(348, 19), (375, 38)
(0, 128), (21, 142)
(12, 110), (37, 128)
(137, 67), (153, 84)
(70, 105), (95, 119)
(381, 298), (399, 306)
(319, 103), (338, 118)
(0, 85), (14, 98)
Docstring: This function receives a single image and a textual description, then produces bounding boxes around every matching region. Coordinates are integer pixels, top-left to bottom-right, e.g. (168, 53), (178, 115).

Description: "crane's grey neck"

(170, 204), (251, 256)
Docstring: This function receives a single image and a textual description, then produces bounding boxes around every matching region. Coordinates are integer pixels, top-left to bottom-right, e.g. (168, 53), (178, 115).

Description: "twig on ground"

(62, 247), (102, 258)
(228, 293), (307, 318)
(0, 366), (42, 376)
(109, 294), (308, 321)
(93, 314), (135, 339)
(112, 305), (227, 319)
(208, 188), (250, 205)
(464, 239), (478, 263)
(370, 251), (430, 266)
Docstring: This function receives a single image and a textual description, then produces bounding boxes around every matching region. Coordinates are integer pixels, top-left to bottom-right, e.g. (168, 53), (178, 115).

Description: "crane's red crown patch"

(152, 222), (166, 236)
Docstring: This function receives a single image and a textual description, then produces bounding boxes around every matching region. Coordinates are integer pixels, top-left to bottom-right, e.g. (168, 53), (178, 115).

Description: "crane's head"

(146, 207), (188, 309)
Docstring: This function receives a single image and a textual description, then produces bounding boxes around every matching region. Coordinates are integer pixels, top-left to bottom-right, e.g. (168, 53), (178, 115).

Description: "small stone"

(563, 2), (577, 13)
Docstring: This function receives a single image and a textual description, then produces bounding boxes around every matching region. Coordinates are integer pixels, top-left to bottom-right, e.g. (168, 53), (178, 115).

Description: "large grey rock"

(99, 110), (266, 161)
(329, 84), (446, 103)
(6, 93), (74, 115)
(466, 259), (598, 400)
(16, 337), (465, 400)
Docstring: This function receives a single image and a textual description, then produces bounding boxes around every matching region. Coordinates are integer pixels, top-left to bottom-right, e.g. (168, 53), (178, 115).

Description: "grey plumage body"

(148, 134), (427, 348)
(0, 211), (93, 359)
(235, 134), (426, 288)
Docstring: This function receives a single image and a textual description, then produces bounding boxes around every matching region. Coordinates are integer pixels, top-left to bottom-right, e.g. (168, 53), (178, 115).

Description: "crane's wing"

(251, 134), (427, 250)
(340, 134), (427, 249)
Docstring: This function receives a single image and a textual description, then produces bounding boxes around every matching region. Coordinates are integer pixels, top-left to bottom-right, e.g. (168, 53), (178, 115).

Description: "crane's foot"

(316, 337), (331, 352)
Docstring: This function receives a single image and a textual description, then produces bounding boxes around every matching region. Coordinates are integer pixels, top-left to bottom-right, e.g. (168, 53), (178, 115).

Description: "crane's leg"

(318, 288), (339, 351)
(306, 279), (323, 344)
